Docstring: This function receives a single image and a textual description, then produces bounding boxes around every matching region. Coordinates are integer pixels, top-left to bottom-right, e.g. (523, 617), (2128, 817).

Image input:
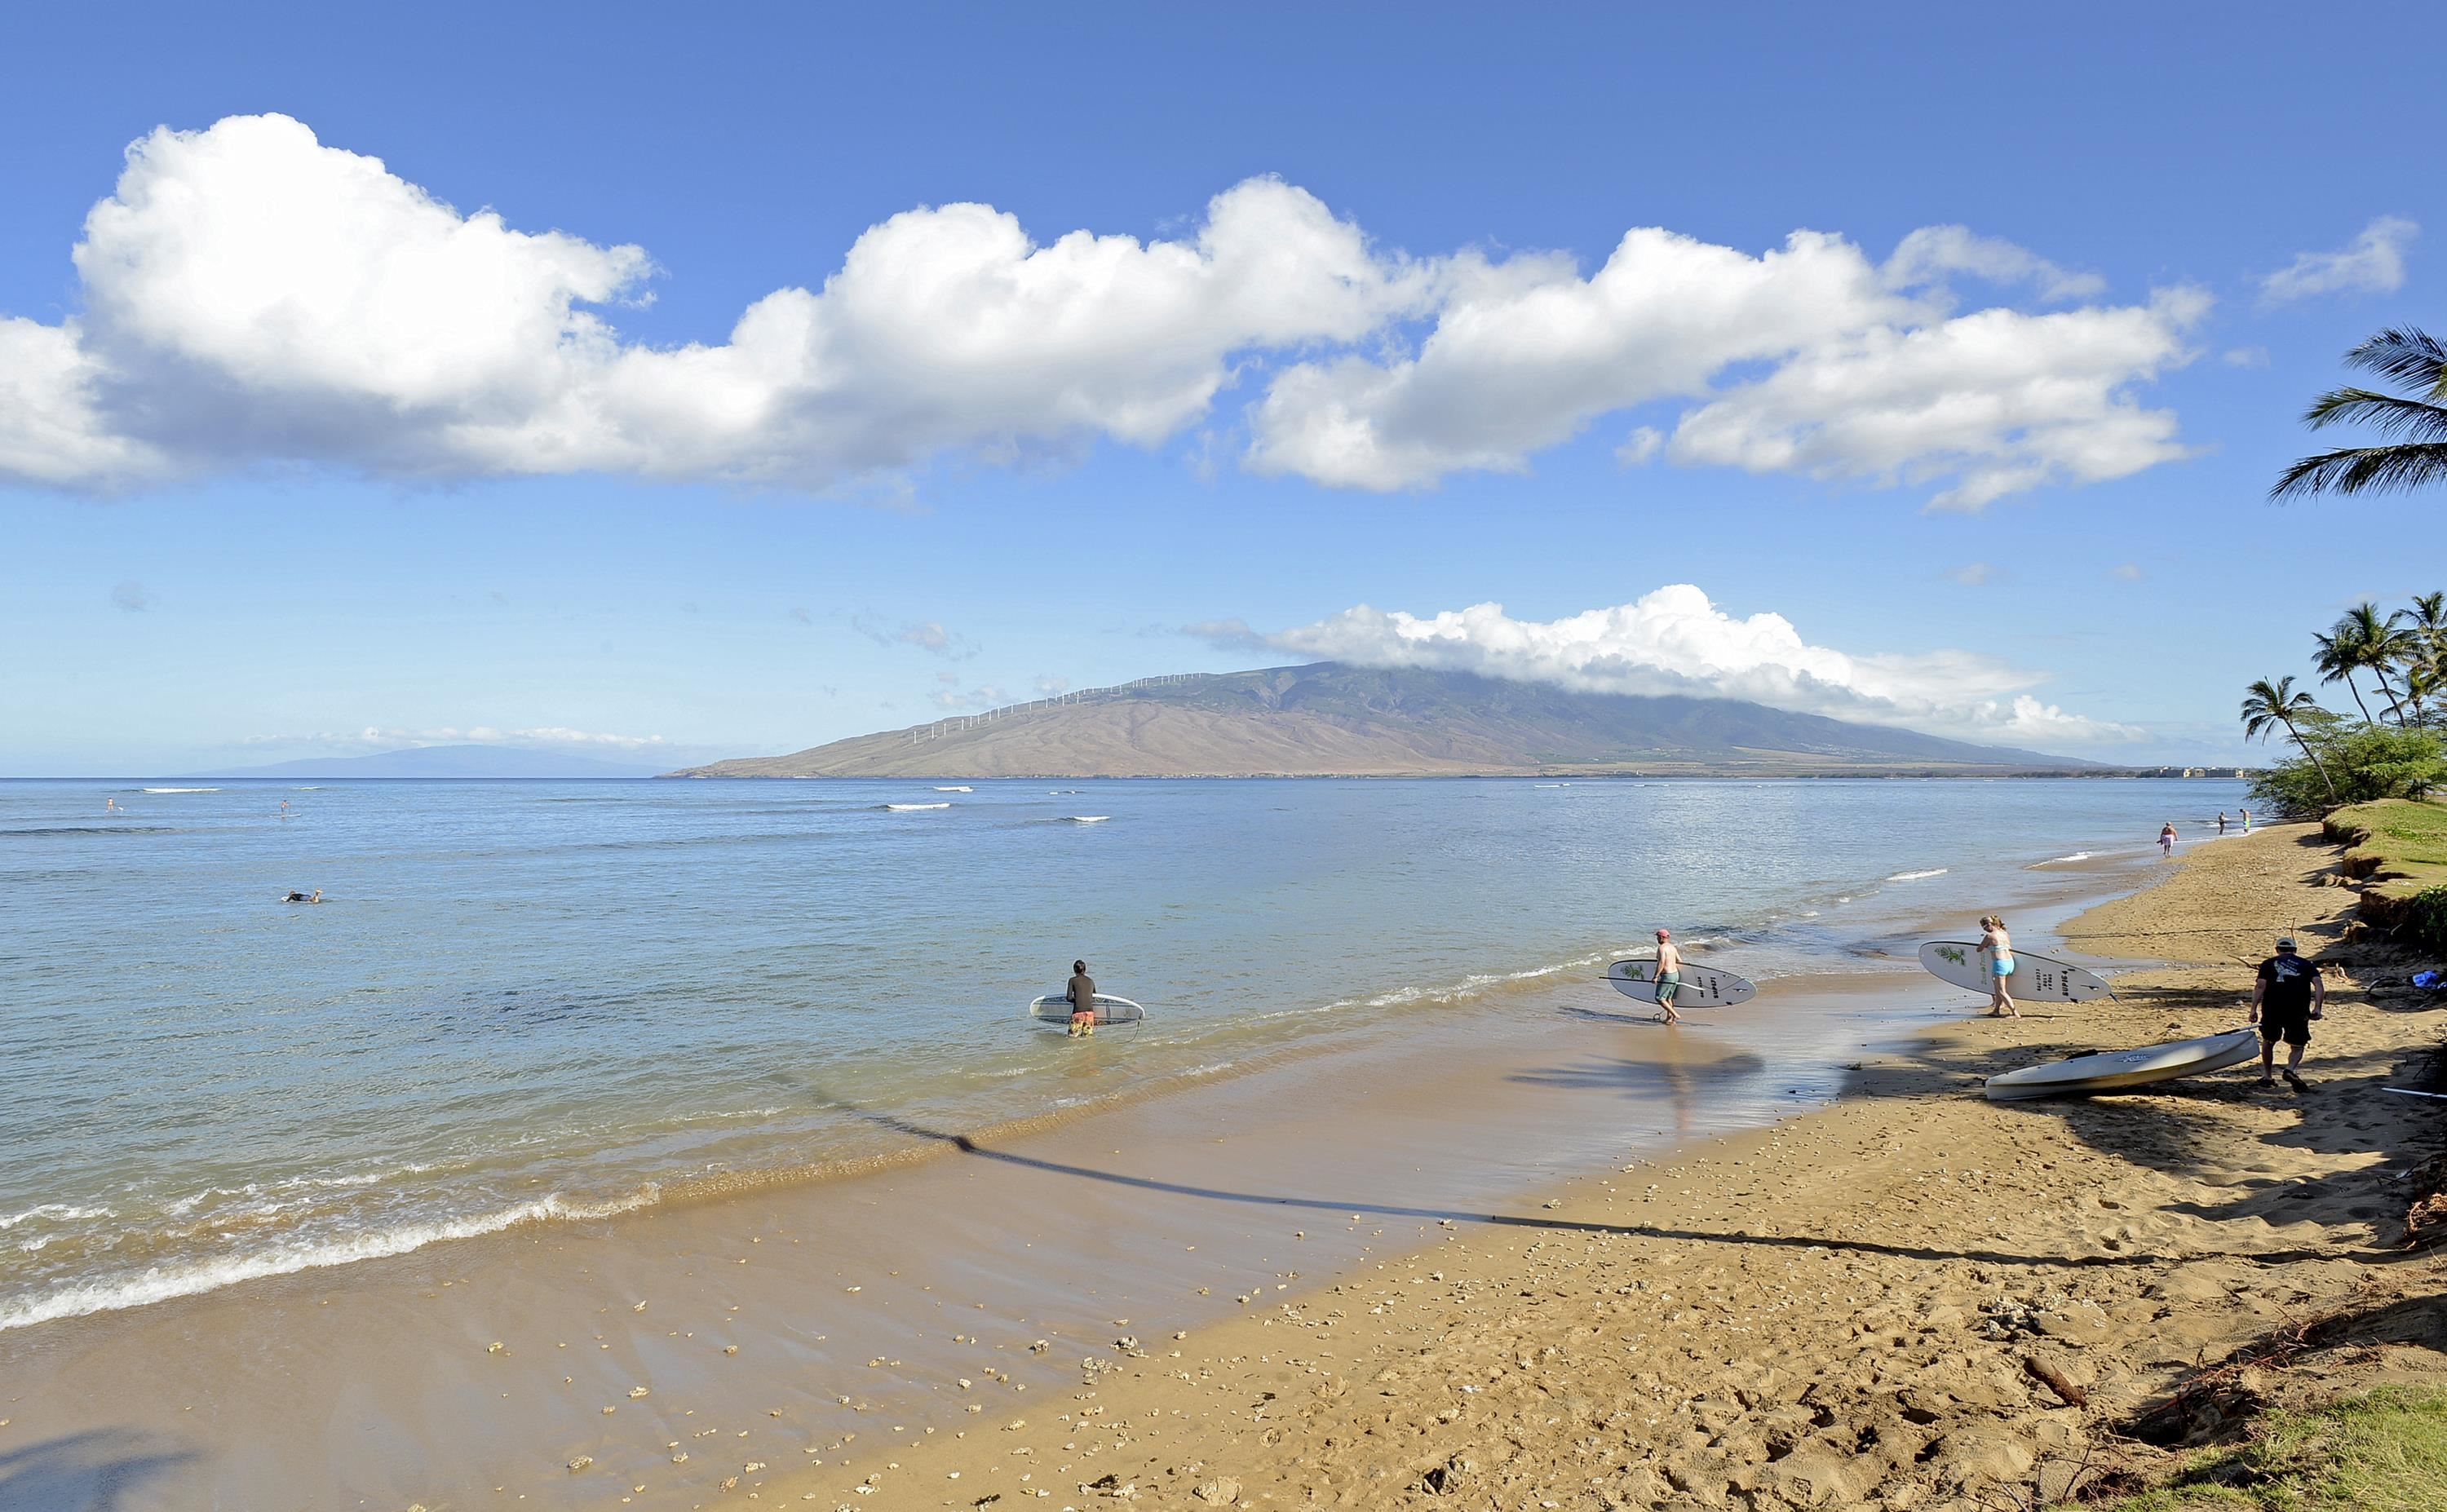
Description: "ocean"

(0, 774), (2254, 1333)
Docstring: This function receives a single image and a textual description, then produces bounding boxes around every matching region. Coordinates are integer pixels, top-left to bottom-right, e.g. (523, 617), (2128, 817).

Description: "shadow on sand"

(0, 1429), (198, 1512)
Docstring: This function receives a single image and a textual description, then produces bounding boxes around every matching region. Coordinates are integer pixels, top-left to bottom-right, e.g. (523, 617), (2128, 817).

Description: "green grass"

(2329, 797), (2447, 881)
(2082, 1387), (2447, 1510)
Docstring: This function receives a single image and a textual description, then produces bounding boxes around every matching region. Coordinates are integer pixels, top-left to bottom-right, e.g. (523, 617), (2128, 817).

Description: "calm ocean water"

(0, 774), (2250, 1329)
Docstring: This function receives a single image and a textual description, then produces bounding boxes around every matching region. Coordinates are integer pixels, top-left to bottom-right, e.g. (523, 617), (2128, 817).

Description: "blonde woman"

(1979, 915), (2019, 1019)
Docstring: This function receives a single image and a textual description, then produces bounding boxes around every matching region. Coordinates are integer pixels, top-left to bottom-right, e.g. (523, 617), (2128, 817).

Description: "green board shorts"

(1654, 970), (1681, 1005)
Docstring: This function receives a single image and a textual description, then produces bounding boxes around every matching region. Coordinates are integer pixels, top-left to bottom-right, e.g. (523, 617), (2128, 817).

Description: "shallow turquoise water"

(0, 774), (2251, 1328)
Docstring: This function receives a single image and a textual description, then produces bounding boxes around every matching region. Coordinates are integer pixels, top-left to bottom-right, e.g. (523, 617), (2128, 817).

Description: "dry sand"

(772, 823), (2446, 1511)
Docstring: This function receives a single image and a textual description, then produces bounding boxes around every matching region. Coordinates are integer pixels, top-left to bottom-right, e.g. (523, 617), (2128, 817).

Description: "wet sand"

(10, 831), (2404, 1512)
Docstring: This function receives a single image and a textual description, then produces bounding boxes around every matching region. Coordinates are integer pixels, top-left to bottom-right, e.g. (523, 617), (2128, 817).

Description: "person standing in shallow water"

(2159, 821), (2177, 859)
(1066, 959), (1098, 1037)
(1979, 915), (2018, 1019)
(1651, 929), (1684, 1024)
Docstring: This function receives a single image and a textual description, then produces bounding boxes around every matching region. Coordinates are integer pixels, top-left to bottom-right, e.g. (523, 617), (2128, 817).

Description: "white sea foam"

(934, 786), (973, 793)
(1885, 868), (1949, 882)
(883, 802), (950, 811)
(2032, 851), (2094, 867)
(140, 787), (216, 794)
(0, 1187), (658, 1333)
(0, 1202), (116, 1231)
(1064, 816), (1111, 824)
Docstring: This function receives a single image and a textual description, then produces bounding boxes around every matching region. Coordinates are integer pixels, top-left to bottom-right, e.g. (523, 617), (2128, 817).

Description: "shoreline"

(0, 845), (2175, 1510)
(754, 820), (2444, 1510)
(3, 818), (2327, 1512)
(0, 806), (2163, 1343)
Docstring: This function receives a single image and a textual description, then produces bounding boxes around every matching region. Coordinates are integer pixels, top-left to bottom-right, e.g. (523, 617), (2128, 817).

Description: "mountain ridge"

(667, 664), (2094, 779)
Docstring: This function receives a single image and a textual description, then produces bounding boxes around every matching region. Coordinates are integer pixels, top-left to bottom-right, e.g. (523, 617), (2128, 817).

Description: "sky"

(4, 2), (2442, 773)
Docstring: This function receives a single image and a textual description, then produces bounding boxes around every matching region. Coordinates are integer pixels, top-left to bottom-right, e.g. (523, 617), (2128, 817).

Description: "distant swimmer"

(282, 889), (323, 904)
(1652, 929), (1684, 1024)
(1979, 914), (2019, 1019)
(105, 797), (117, 812)
(1066, 959), (1097, 1037)
(2158, 821), (2177, 859)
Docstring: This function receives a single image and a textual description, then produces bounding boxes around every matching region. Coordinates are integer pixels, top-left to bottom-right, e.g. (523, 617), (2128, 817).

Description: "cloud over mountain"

(1258, 586), (2137, 746)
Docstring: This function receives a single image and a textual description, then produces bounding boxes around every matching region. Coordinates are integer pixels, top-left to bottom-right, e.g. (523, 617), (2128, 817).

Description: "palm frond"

(2301, 387), (2447, 440)
(2270, 442), (2447, 500)
(2342, 326), (2447, 396)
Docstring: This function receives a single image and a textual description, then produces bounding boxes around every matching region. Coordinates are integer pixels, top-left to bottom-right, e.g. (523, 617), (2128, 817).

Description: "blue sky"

(4, 2), (2440, 772)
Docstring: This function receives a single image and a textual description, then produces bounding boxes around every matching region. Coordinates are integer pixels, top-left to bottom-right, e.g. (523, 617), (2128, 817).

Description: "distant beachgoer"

(1979, 915), (2018, 1019)
(1066, 959), (1097, 1037)
(281, 799), (290, 817)
(1653, 929), (1684, 1024)
(105, 797), (116, 811)
(2216, 811), (2228, 834)
(2158, 822), (2177, 858)
(2251, 935), (2325, 1090)
(2240, 807), (2251, 833)
(282, 889), (322, 904)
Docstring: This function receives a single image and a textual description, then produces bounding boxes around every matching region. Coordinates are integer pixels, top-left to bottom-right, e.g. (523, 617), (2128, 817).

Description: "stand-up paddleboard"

(1605, 959), (1757, 1008)
(1027, 993), (1146, 1027)
(1983, 1028), (2259, 1101)
(1918, 942), (2113, 1002)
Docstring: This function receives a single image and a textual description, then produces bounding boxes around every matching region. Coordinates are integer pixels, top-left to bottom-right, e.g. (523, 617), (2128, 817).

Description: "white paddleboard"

(1027, 993), (1146, 1027)
(1604, 959), (1757, 1008)
(1983, 1028), (2259, 1101)
(1918, 942), (2113, 1002)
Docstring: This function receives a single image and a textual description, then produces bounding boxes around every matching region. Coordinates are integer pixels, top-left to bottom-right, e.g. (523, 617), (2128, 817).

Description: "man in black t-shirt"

(2250, 936), (2325, 1089)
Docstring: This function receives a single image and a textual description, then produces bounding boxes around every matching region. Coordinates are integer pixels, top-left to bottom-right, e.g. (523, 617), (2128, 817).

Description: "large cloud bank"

(1255, 586), (2137, 748)
(5, 113), (2201, 504)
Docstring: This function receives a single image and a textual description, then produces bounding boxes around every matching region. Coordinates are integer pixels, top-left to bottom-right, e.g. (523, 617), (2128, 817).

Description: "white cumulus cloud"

(2259, 217), (2418, 307)
(1259, 585), (2139, 748)
(1, 112), (2196, 510)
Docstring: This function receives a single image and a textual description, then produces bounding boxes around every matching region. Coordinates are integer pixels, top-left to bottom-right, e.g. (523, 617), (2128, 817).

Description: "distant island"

(666, 664), (2099, 779)
(199, 744), (664, 779)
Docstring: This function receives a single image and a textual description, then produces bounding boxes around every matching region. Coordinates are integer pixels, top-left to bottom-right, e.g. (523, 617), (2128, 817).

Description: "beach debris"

(565, 1456), (593, 1473)
(1542, 1200), (1563, 1210)
(959, 1377), (972, 1389)
(745, 1461), (766, 1473)
(1192, 1478), (1240, 1505)
(486, 1341), (505, 1354)
(630, 1386), (651, 1399)
(632, 1301), (648, 1312)
(723, 1345), (740, 1355)
(2022, 1351), (2089, 1408)
(1029, 1339), (1049, 1353)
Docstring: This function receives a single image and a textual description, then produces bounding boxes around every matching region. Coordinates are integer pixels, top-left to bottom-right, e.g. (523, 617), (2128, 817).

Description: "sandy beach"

(753, 822), (2445, 1511)
(7, 822), (2440, 1512)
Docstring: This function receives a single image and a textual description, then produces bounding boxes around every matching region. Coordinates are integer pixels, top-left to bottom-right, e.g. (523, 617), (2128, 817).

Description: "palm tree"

(2312, 617), (2380, 723)
(2393, 592), (2447, 724)
(2241, 676), (2339, 802)
(2272, 327), (2447, 499)
(2343, 601), (2414, 721)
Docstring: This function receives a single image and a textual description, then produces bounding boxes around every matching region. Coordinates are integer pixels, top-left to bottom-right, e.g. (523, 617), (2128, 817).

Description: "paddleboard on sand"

(1028, 993), (1146, 1027)
(1605, 959), (1757, 1008)
(1918, 942), (2113, 1002)
(1983, 1028), (2259, 1101)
